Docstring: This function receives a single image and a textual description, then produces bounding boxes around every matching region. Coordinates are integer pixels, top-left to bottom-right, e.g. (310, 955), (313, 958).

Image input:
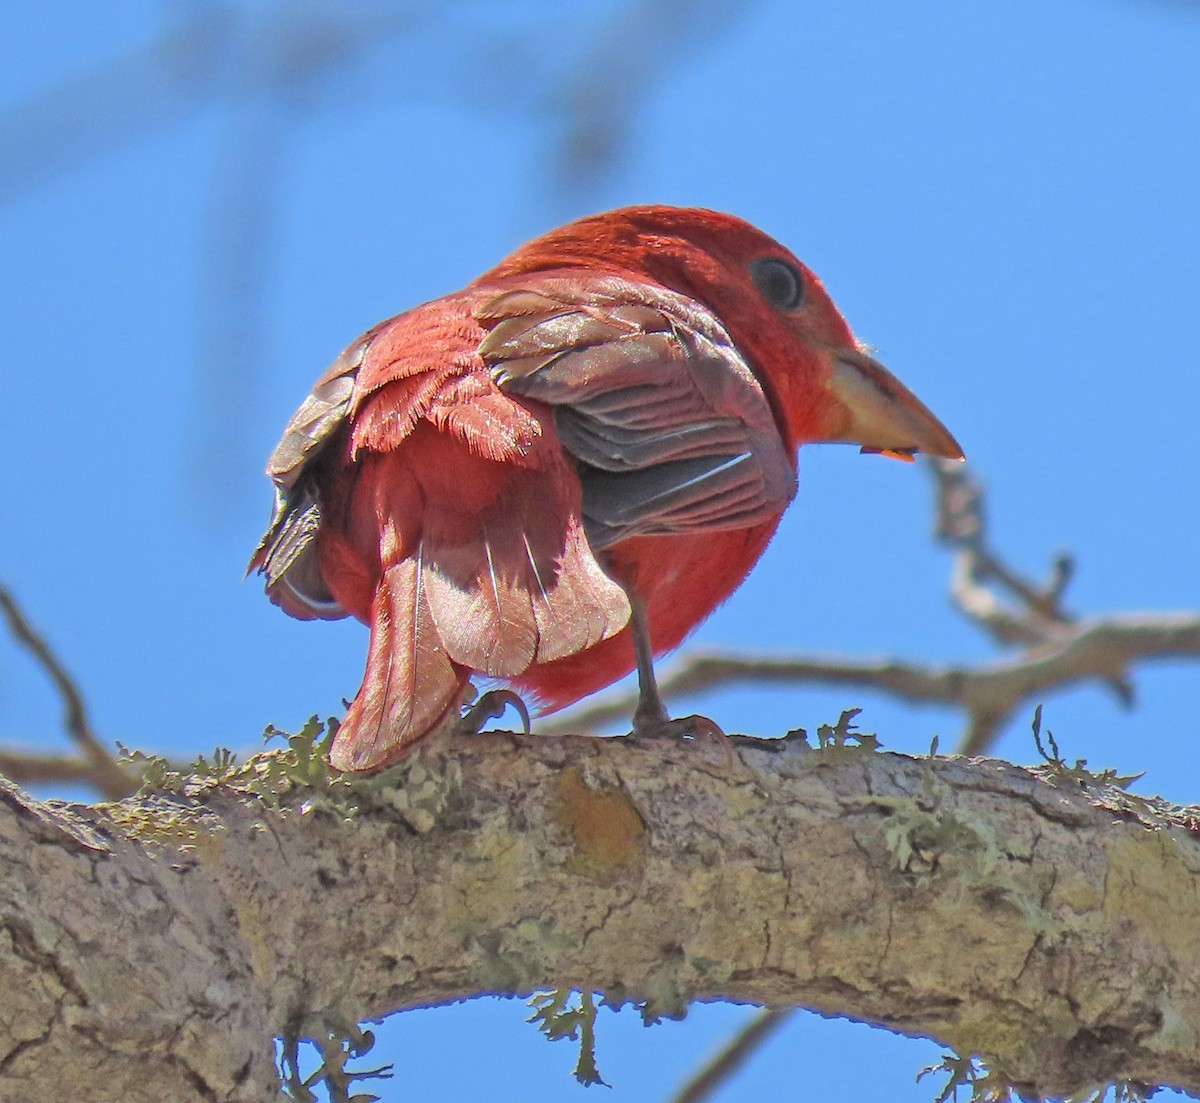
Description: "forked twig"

(931, 458), (1073, 643)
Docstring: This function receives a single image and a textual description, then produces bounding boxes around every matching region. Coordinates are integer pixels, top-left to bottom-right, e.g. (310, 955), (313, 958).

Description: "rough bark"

(2, 730), (1198, 1103)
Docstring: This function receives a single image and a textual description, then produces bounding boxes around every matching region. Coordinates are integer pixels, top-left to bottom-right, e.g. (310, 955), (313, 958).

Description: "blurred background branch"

(0, 585), (135, 799)
(545, 461), (1200, 758)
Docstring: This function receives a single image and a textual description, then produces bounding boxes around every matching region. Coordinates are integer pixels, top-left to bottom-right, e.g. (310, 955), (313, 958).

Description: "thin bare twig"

(930, 458), (1136, 708)
(930, 458), (1074, 645)
(0, 585), (134, 799)
(669, 1008), (795, 1103)
(541, 614), (1200, 746)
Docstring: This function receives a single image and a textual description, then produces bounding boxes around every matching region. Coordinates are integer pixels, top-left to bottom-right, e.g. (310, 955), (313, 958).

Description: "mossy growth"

(122, 716), (357, 816)
(119, 715), (464, 833)
(102, 793), (224, 856)
(108, 718), (358, 847)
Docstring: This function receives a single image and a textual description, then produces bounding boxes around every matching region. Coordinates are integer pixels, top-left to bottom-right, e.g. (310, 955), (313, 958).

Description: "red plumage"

(250, 206), (962, 771)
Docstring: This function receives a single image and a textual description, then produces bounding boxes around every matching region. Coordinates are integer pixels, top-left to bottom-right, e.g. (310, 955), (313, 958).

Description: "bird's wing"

(246, 300), (543, 622)
(249, 293), (633, 763)
(246, 334), (368, 620)
(476, 273), (798, 551)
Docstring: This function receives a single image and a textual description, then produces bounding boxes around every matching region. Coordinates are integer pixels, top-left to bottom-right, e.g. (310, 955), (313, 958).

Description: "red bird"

(250, 206), (962, 771)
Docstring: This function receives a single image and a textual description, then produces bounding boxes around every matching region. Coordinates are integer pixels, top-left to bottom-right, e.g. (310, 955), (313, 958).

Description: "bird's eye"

(749, 256), (804, 311)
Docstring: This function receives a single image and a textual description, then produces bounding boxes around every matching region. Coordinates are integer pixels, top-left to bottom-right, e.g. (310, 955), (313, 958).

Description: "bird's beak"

(818, 349), (964, 461)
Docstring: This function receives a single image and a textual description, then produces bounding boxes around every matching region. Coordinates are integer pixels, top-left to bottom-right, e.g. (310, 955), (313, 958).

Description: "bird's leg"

(622, 584), (732, 765)
(626, 587), (670, 729)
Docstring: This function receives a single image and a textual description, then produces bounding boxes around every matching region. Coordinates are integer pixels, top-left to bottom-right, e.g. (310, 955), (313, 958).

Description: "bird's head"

(488, 205), (963, 462)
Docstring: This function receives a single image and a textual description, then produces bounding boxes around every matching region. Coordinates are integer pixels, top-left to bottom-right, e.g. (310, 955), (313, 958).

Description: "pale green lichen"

(110, 716), (469, 862)
(917, 1052), (1154, 1103)
(278, 1014), (393, 1103)
(125, 714), (468, 828)
(372, 757), (464, 834)
(527, 989), (608, 1087)
(120, 716), (352, 811)
(859, 747), (998, 886)
(917, 1052), (1014, 1103)
(1029, 705), (1143, 792)
(116, 743), (185, 794)
(870, 794), (997, 879)
(860, 754), (1058, 931)
(797, 707), (882, 760)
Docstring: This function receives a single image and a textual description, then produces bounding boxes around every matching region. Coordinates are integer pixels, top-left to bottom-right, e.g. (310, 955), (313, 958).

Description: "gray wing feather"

(479, 278), (796, 550)
(248, 335), (368, 619)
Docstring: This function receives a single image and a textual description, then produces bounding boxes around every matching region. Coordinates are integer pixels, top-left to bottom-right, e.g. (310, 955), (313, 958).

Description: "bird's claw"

(459, 688), (531, 736)
(628, 712), (734, 768)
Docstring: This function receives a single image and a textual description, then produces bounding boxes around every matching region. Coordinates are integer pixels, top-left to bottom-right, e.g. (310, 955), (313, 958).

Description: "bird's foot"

(629, 712), (734, 768)
(459, 688), (531, 736)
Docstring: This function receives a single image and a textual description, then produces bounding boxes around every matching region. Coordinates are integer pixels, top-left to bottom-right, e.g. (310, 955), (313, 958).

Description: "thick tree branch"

(2, 731), (1199, 1102)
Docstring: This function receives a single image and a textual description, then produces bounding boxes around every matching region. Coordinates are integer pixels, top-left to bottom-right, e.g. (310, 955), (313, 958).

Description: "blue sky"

(2, 2), (1197, 1100)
